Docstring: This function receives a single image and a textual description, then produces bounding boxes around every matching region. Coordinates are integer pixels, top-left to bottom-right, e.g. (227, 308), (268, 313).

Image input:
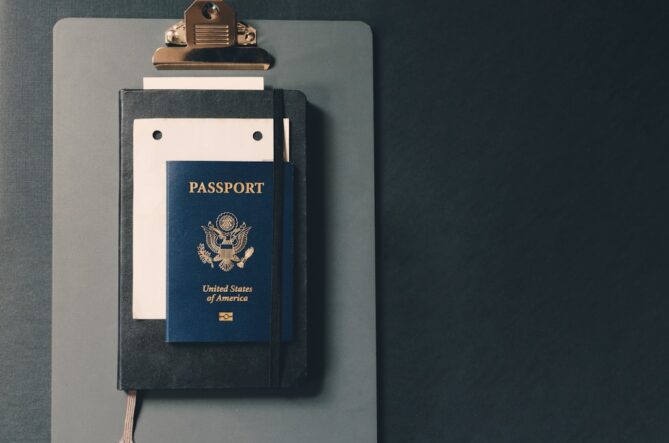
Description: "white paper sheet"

(143, 76), (264, 90)
(132, 118), (289, 319)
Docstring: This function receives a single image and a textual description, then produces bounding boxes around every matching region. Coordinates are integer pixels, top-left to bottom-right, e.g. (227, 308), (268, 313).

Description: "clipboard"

(52, 14), (376, 443)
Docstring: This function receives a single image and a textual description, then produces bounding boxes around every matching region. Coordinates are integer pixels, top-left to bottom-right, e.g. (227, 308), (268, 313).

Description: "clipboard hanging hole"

(202, 2), (221, 20)
(152, 130), (163, 140)
(252, 131), (263, 141)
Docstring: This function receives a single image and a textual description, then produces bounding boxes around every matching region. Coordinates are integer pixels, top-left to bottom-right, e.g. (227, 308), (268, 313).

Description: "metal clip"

(153, 0), (273, 70)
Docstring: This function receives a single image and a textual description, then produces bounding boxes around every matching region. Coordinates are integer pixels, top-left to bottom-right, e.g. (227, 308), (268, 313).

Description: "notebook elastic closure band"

(269, 88), (285, 387)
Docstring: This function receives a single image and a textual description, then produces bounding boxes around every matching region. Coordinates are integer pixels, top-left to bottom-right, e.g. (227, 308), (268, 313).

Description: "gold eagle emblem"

(197, 212), (254, 272)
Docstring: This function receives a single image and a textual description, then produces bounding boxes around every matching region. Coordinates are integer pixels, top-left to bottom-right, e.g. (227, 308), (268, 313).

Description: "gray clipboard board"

(52, 19), (376, 442)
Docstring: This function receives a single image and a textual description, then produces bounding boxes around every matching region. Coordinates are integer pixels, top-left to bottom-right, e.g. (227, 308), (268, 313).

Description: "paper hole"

(152, 130), (162, 140)
(252, 131), (263, 141)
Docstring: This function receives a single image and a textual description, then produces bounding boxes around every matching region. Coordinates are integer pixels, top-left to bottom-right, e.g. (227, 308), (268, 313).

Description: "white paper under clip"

(143, 76), (264, 90)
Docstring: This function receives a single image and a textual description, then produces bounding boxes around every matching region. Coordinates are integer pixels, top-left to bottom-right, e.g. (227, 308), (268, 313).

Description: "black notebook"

(118, 89), (308, 390)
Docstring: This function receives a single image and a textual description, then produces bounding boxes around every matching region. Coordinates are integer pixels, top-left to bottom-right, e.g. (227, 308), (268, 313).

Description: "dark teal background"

(2, 1), (669, 441)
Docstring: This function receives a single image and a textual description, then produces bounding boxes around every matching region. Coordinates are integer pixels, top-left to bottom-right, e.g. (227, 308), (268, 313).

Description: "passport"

(166, 161), (294, 343)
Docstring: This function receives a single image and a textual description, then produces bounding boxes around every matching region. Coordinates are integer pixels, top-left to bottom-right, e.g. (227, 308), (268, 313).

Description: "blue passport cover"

(166, 161), (293, 343)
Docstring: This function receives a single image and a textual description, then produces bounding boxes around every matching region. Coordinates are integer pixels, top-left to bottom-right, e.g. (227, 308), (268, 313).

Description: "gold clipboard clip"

(152, 0), (273, 70)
